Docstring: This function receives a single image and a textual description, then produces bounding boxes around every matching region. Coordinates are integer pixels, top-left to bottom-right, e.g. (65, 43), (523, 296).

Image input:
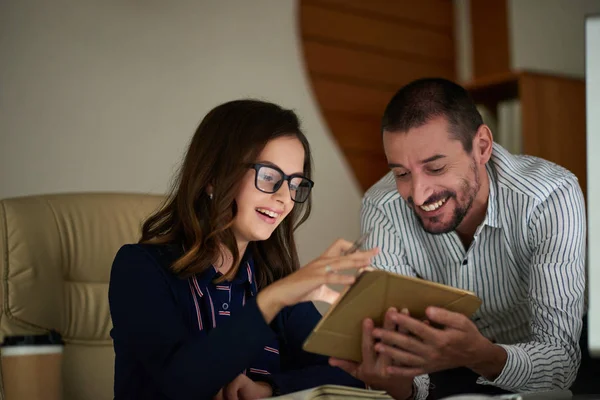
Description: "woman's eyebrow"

(255, 161), (304, 176)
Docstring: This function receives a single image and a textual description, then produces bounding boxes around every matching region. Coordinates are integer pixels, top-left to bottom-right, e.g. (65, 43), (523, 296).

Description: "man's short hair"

(381, 78), (483, 152)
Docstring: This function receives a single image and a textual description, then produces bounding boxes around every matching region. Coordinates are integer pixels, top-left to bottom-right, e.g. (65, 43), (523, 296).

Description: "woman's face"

(232, 136), (306, 247)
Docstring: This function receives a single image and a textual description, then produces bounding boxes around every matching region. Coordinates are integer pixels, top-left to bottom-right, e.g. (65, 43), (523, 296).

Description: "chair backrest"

(0, 193), (164, 400)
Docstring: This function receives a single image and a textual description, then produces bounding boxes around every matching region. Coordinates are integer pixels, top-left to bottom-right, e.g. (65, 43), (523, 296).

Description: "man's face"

(383, 116), (481, 234)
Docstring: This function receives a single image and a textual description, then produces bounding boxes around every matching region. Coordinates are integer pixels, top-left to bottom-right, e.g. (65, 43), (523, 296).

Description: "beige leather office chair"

(0, 193), (164, 400)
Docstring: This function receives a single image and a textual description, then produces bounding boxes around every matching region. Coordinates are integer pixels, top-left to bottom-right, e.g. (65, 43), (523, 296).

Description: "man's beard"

(410, 161), (480, 235)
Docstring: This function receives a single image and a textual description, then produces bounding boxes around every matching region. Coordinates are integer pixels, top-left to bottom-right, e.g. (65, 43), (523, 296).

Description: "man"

(330, 78), (586, 399)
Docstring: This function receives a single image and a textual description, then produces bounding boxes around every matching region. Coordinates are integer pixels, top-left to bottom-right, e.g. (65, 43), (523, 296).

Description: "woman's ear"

(206, 184), (214, 200)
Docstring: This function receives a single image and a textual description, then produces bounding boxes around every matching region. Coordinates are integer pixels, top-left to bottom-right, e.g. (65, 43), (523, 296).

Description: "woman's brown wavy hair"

(139, 99), (313, 289)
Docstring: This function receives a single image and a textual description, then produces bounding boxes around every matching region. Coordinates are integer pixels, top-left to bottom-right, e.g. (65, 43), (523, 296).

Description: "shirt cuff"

(413, 374), (429, 400)
(476, 344), (533, 390)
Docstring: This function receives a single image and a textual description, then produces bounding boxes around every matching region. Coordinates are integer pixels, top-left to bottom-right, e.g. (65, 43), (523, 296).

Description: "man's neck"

(456, 169), (490, 249)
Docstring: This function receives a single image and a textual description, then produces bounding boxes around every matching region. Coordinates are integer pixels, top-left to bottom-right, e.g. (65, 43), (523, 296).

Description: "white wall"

(508, 0), (600, 78)
(452, 0), (600, 81)
(452, 0), (473, 83)
(0, 0), (363, 264)
(586, 15), (600, 356)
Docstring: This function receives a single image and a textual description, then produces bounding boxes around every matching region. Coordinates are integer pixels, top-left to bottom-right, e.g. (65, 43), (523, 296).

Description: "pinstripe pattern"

(205, 284), (217, 328)
(361, 144), (586, 395)
(188, 279), (203, 331)
(187, 260), (280, 379)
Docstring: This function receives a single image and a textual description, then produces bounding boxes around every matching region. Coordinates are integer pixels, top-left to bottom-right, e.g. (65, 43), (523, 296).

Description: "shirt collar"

(483, 162), (501, 229)
(195, 249), (258, 295)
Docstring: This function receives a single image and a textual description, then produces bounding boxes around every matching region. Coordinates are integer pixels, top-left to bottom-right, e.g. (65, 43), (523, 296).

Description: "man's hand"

(212, 374), (272, 400)
(372, 307), (507, 380)
(329, 308), (415, 400)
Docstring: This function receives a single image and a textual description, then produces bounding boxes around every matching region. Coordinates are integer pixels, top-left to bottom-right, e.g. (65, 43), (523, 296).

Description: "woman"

(108, 99), (377, 399)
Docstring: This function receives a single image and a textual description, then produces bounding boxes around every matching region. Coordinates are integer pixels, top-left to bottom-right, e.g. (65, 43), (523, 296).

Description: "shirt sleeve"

(109, 244), (275, 400)
(360, 195), (417, 277)
(361, 195), (430, 400)
(413, 374), (430, 400)
(477, 178), (586, 391)
(269, 301), (366, 394)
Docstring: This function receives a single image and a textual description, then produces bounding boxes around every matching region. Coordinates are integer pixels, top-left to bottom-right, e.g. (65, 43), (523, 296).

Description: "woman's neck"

(215, 241), (248, 275)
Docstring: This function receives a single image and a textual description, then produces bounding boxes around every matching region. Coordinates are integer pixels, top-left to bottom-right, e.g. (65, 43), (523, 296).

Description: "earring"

(208, 193), (213, 200)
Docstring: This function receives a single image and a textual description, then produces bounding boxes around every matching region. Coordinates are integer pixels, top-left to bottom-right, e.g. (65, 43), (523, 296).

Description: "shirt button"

(222, 303), (229, 310)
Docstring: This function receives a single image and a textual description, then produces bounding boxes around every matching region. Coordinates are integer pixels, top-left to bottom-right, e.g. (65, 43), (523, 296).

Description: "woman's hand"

(213, 374), (272, 400)
(256, 239), (378, 322)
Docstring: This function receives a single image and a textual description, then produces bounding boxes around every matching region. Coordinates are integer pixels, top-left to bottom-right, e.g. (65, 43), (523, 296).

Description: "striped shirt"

(187, 257), (281, 380)
(361, 144), (586, 398)
(109, 244), (364, 399)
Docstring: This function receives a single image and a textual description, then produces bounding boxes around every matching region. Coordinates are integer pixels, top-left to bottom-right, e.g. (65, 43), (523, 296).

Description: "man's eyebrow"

(421, 154), (446, 164)
(388, 163), (405, 169)
(388, 155), (446, 169)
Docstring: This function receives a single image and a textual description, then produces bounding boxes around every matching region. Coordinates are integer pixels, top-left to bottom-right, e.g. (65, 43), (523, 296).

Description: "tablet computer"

(303, 270), (482, 362)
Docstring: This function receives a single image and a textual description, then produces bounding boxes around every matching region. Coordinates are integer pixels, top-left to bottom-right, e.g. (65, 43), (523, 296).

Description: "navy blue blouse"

(108, 244), (363, 399)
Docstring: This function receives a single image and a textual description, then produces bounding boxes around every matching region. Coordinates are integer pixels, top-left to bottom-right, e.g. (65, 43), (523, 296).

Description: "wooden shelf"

(464, 70), (587, 196)
(463, 72), (519, 106)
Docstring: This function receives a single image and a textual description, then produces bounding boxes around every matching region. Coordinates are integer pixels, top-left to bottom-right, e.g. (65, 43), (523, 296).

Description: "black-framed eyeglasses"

(248, 163), (314, 203)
